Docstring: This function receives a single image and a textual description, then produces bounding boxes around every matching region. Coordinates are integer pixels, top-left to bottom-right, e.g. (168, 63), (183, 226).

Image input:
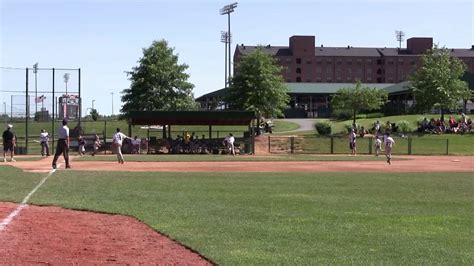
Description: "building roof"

(196, 82), (412, 102)
(129, 111), (255, 126)
(236, 45), (474, 58)
(285, 83), (402, 94)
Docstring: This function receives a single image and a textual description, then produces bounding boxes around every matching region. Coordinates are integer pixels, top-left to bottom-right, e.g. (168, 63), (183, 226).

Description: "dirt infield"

(11, 155), (474, 173)
(0, 202), (211, 265)
(1, 155), (473, 263)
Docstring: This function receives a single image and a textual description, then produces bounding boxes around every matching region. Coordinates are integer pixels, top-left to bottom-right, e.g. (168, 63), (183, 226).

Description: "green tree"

(331, 81), (388, 125)
(121, 40), (197, 118)
(90, 108), (99, 121)
(227, 47), (289, 131)
(410, 46), (471, 120)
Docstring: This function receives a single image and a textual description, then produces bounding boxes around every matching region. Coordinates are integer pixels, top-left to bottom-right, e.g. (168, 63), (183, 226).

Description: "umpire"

(52, 118), (71, 169)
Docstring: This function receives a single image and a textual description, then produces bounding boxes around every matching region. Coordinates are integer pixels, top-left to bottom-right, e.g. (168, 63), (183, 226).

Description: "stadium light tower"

(33, 63), (38, 114)
(220, 31), (231, 87)
(63, 73), (70, 95)
(395, 30), (405, 49)
(220, 2), (237, 81)
(110, 92), (114, 116)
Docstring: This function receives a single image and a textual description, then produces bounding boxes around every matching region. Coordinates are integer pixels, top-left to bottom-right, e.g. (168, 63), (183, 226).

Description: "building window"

(377, 68), (383, 75)
(286, 79), (291, 82)
(346, 77), (352, 81)
(348, 69), (352, 75)
(316, 58), (322, 64)
(388, 59), (394, 65)
(296, 77), (302, 82)
(306, 79), (312, 82)
(366, 59), (373, 64)
(377, 77), (382, 83)
(357, 59), (363, 64)
(316, 67), (322, 74)
(296, 67), (302, 74)
(326, 77), (332, 82)
(357, 69), (363, 74)
(410, 59), (416, 65)
(306, 59), (312, 64)
(326, 68), (332, 74)
(388, 78), (394, 83)
(387, 68), (394, 74)
(367, 77), (372, 82)
(336, 59), (342, 65)
(347, 59), (352, 65)
(336, 67), (342, 73)
(316, 77), (322, 82)
(367, 68), (372, 74)
(296, 58), (302, 64)
(377, 59), (383, 65)
(336, 77), (342, 82)
(398, 58), (404, 65)
(326, 59), (333, 65)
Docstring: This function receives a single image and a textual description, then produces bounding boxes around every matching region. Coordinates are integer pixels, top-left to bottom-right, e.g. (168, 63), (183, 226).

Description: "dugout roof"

(129, 111), (255, 126)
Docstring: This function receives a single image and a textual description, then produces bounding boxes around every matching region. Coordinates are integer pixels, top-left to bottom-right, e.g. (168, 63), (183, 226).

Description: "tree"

(331, 81), (388, 125)
(121, 40), (197, 118)
(90, 108), (99, 121)
(227, 47), (289, 132)
(410, 46), (471, 120)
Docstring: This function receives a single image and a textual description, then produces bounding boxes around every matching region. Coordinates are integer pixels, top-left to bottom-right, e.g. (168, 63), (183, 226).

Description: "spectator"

(92, 134), (101, 156)
(132, 136), (140, 154)
(78, 134), (86, 156)
(374, 120), (381, 134)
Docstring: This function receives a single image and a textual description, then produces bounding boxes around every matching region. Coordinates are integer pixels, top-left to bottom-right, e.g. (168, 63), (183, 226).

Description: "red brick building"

(234, 35), (474, 84)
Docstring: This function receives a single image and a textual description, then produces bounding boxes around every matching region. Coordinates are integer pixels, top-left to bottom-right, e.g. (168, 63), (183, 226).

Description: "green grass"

(1, 167), (472, 264)
(272, 120), (300, 132)
(76, 154), (401, 162)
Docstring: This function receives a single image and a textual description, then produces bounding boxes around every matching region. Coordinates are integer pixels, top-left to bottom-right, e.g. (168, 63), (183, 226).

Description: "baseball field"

(1, 154), (473, 264)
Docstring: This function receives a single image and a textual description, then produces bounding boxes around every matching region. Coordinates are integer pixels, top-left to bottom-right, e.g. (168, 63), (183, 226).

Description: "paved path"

(276, 118), (318, 133)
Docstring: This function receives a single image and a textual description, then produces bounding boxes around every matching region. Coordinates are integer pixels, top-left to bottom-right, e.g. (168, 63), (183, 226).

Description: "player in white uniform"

(113, 128), (130, 164)
(384, 133), (395, 165)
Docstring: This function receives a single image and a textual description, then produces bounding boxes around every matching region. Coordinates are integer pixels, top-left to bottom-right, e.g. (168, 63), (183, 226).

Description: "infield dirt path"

(12, 155), (474, 173)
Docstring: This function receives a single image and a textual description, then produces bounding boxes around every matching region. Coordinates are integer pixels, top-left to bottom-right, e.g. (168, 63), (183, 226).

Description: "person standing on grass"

(52, 119), (71, 169)
(113, 128), (130, 164)
(374, 135), (382, 156)
(349, 128), (356, 156)
(384, 132), (395, 165)
(2, 124), (16, 162)
(40, 129), (50, 156)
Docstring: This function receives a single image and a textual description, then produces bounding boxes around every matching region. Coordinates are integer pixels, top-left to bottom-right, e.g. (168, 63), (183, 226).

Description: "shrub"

(343, 123), (358, 133)
(397, 120), (413, 133)
(356, 114), (367, 119)
(332, 109), (352, 120)
(315, 121), (332, 135)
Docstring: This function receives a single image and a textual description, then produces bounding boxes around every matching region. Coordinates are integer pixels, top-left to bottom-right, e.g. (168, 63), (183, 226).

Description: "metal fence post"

(446, 139), (449, 155)
(268, 135), (271, 153)
(408, 137), (412, 155)
(330, 136), (334, 154)
(104, 120), (107, 154)
(368, 137), (372, 155)
(290, 136), (294, 154)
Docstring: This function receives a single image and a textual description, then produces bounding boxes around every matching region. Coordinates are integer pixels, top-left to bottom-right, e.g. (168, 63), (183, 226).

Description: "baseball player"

(384, 132), (395, 165)
(349, 128), (356, 156)
(374, 135), (382, 156)
(112, 128), (130, 164)
(40, 129), (50, 156)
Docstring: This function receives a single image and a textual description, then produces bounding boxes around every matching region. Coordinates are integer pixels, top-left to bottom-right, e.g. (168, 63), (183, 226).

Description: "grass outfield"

(75, 154), (405, 162)
(1, 166), (473, 264)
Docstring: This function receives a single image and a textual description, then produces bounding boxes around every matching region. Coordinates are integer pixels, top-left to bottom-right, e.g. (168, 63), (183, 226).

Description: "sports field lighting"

(395, 30), (405, 49)
(220, 31), (231, 87)
(63, 73), (70, 95)
(110, 92), (114, 116)
(220, 2), (237, 80)
(33, 63), (38, 114)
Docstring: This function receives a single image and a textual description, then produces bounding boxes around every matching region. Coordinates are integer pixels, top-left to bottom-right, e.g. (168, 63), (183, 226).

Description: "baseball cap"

(7, 124), (13, 128)
(62, 118), (68, 125)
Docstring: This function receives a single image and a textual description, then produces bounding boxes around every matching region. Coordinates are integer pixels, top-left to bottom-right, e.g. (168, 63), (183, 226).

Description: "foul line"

(0, 165), (60, 232)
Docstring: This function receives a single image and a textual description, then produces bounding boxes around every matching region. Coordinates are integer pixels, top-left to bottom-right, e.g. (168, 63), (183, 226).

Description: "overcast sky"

(1, 0), (473, 115)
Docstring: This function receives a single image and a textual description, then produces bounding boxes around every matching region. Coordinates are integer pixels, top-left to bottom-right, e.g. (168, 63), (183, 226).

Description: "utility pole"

(63, 73), (70, 95)
(395, 30), (405, 49)
(110, 92), (114, 116)
(33, 63), (38, 114)
(220, 31), (231, 87)
(220, 2), (238, 81)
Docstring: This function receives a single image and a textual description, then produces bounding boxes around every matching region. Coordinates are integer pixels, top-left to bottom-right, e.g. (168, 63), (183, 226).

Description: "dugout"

(128, 111), (256, 154)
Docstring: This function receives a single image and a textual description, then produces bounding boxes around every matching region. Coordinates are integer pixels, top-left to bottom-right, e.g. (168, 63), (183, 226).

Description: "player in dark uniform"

(52, 119), (71, 169)
(2, 124), (16, 162)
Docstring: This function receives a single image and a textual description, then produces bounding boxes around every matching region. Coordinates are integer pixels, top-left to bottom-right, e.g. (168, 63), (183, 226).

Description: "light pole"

(220, 2), (238, 80)
(33, 63), (38, 114)
(110, 92), (114, 116)
(220, 31), (231, 87)
(3, 102), (6, 124)
(63, 73), (70, 95)
(92, 99), (95, 110)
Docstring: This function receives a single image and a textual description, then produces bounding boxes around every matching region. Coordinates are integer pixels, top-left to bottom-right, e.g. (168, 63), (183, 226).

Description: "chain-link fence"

(269, 136), (451, 155)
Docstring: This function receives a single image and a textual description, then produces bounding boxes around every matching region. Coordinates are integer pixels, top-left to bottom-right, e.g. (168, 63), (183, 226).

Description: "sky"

(1, 0), (473, 116)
